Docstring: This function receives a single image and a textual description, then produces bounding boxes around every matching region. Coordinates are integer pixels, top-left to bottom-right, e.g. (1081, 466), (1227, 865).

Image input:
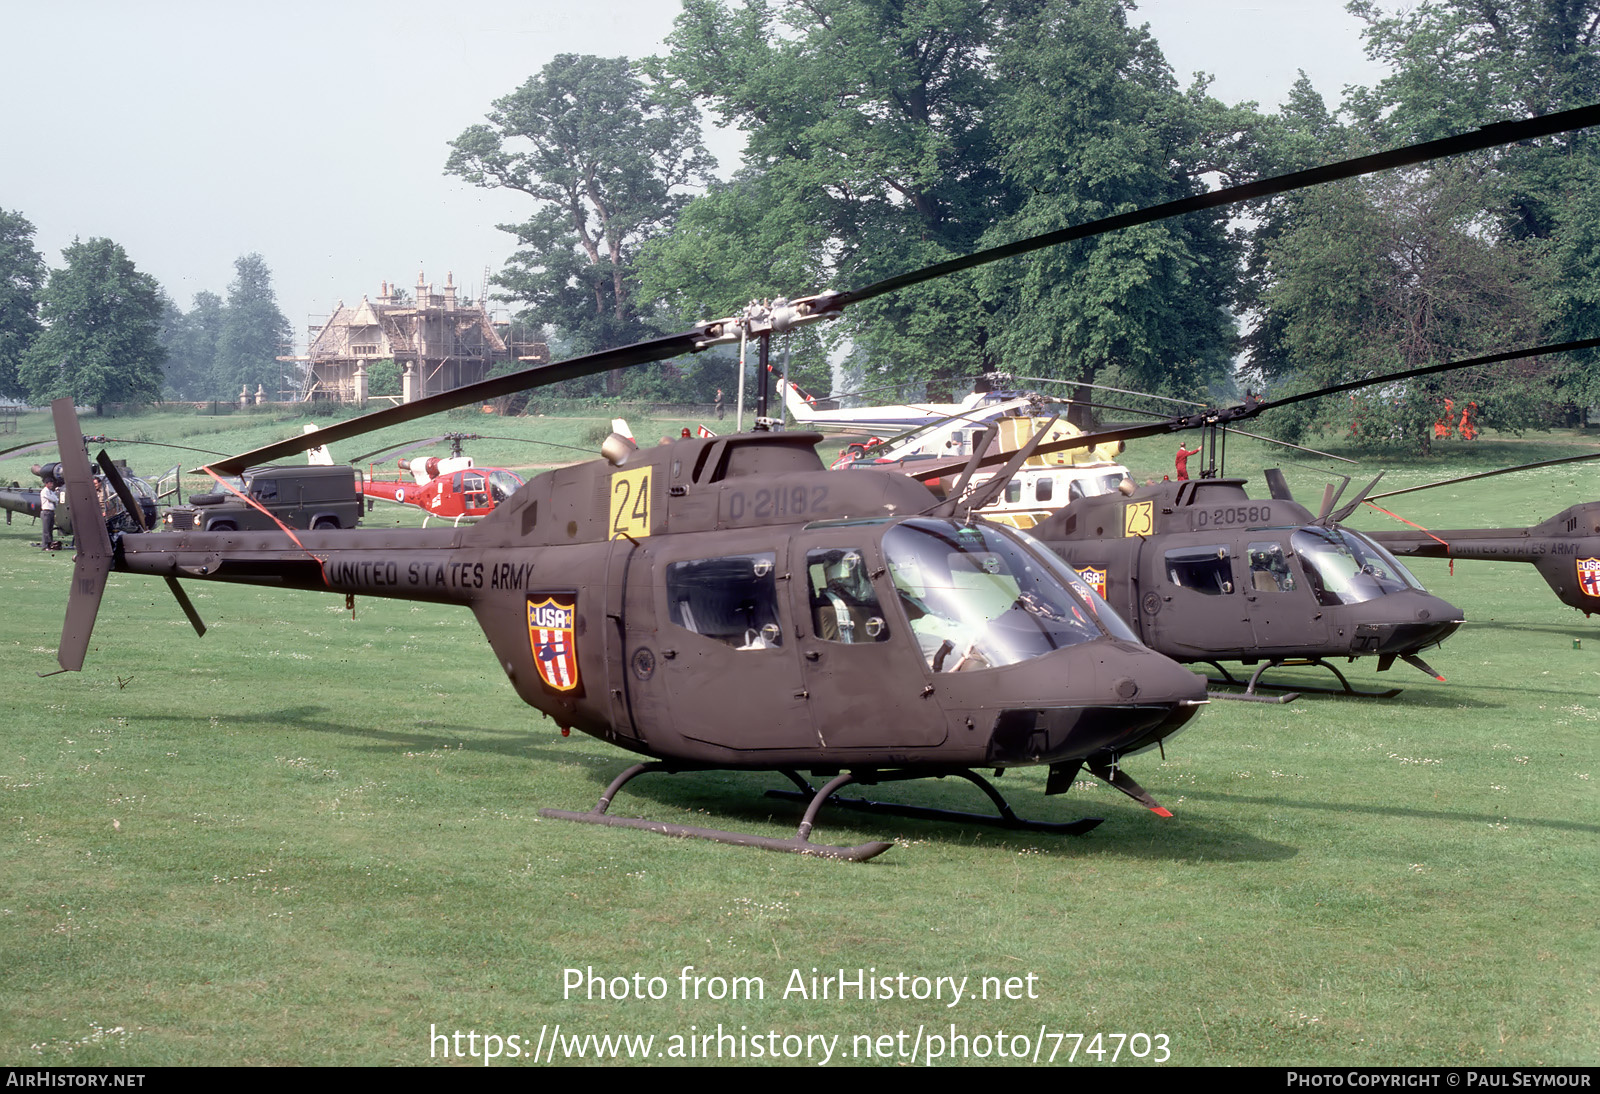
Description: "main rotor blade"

(92, 437), (229, 458)
(832, 104), (1600, 310)
(1226, 426), (1359, 464)
(0, 438), (54, 460)
(1364, 451), (1600, 502)
(205, 328), (712, 475)
(203, 106), (1600, 474)
(1331, 473), (1386, 523)
(1018, 376), (1207, 408)
(908, 337), (1600, 482)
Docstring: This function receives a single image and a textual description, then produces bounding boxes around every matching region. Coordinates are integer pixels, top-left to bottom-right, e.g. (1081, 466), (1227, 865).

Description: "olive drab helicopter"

(907, 338), (1600, 698)
(45, 103), (1600, 859)
(0, 434), (221, 541)
(52, 400), (1208, 860)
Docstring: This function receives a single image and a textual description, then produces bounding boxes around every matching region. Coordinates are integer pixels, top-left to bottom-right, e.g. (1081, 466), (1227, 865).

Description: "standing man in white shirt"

(39, 477), (59, 550)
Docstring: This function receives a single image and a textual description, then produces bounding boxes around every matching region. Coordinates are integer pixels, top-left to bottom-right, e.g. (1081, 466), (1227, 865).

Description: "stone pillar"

(240, 385), (250, 409)
(254, 384), (266, 406)
(354, 362), (368, 407)
(402, 362), (416, 404)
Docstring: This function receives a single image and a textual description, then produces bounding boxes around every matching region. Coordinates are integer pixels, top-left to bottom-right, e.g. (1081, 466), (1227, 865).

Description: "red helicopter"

(352, 432), (530, 526)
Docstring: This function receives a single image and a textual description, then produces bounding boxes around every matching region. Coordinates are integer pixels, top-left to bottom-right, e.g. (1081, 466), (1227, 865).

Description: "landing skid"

(1202, 659), (1400, 700)
(540, 762), (895, 861)
(765, 768), (1104, 837)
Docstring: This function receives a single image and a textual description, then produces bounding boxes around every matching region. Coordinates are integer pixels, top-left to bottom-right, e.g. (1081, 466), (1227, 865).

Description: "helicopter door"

(793, 540), (947, 749)
(603, 536), (665, 745)
(1144, 539), (1256, 659)
(655, 547), (816, 751)
(1242, 539), (1328, 651)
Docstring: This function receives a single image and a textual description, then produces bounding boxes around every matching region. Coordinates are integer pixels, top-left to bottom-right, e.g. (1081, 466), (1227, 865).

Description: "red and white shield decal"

(1578, 558), (1600, 598)
(528, 594), (579, 691)
(1075, 566), (1108, 599)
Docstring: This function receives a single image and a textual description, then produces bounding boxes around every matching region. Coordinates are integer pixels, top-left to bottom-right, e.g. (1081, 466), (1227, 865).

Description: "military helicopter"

(1356, 455), (1600, 618)
(0, 435), (215, 541)
(351, 431), (600, 525)
(906, 339), (1600, 698)
(52, 400), (1208, 860)
(45, 103), (1600, 858)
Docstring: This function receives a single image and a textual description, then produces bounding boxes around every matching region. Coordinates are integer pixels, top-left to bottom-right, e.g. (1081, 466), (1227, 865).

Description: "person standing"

(715, 388), (725, 420)
(39, 477), (60, 550)
(1174, 443), (1201, 481)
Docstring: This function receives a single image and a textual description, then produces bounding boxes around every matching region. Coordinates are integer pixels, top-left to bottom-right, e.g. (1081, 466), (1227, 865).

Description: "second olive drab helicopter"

(46, 104), (1600, 858)
(908, 339), (1600, 699)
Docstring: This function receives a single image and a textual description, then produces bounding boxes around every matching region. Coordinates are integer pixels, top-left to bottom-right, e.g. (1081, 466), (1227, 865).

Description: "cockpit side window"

(1247, 541), (1296, 592)
(806, 548), (890, 644)
(667, 552), (784, 650)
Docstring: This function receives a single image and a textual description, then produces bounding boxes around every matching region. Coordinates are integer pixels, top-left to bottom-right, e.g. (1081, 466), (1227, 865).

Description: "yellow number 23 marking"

(609, 467), (652, 540)
(1123, 500), (1153, 538)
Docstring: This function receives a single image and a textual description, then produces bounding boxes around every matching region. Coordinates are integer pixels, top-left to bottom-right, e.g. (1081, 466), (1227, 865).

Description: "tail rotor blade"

(164, 576), (207, 638)
(50, 401), (112, 674)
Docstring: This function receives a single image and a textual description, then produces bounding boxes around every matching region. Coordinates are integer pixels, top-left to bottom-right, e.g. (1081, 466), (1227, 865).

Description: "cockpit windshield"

(487, 469), (523, 502)
(883, 518), (1105, 672)
(1291, 526), (1425, 606)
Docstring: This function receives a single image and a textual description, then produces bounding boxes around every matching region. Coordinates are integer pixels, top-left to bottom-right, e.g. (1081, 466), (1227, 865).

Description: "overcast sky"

(2, 0), (1390, 352)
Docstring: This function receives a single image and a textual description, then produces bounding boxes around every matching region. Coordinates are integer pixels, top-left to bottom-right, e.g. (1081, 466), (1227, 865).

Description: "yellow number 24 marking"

(609, 467), (652, 540)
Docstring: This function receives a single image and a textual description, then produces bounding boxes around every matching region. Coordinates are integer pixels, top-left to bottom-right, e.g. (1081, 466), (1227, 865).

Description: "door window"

(666, 553), (784, 649)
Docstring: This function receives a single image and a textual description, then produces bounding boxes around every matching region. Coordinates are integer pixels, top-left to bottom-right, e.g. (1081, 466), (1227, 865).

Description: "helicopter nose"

(985, 642), (1207, 766)
(1371, 593), (1465, 654)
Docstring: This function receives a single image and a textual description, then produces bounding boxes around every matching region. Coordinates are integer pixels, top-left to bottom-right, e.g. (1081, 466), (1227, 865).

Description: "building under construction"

(300, 272), (548, 404)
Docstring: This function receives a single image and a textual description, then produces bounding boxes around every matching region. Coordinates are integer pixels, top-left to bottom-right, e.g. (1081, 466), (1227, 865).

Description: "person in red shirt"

(1175, 443), (1201, 480)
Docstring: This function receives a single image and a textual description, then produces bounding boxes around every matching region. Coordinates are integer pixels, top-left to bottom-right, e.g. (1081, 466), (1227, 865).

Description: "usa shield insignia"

(1578, 558), (1600, 598)
(528, 594), (579, 692)
(1075, 566), (1108, 599)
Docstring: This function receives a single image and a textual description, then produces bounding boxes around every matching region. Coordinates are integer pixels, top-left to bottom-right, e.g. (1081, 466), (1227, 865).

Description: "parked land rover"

(162, 464), (361, 532)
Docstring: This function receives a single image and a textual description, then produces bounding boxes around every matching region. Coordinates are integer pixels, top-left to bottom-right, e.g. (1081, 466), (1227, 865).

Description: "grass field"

(0, 407), (1595, 1066)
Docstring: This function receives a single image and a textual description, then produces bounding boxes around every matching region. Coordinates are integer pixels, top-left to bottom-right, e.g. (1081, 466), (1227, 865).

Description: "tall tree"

(20, 237), (166, 414)
(216, 254), (291, 399)
(652, 0), (1019, 393)
(159, 289), (225, 401)
(974, 0), (1242, 409)
(1343, 1), (1600, 409)
(649, 0), (1243, 407)
(0, 208), (46, 401)
(1260, 167), (1549, 452)
(446, 53), (714, 393)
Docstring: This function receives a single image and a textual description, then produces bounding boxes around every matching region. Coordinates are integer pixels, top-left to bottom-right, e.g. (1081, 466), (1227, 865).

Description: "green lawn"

(0, 408), (1594, 1066)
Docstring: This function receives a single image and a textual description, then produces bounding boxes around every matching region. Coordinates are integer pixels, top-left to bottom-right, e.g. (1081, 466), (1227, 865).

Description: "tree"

(973, 0), (1242, 411)
(651, 0), (1019, 394)
(446, 54), (714, 394)
(0, 208), (45, 401)
(1343, 1), (1600, 408)
(159, 289), (224, 401)
(1260, 167), (1550, 452)
(215, 254), (291, 399)
(649, 0), (1243, 409)
(20, 237), (166, 414)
